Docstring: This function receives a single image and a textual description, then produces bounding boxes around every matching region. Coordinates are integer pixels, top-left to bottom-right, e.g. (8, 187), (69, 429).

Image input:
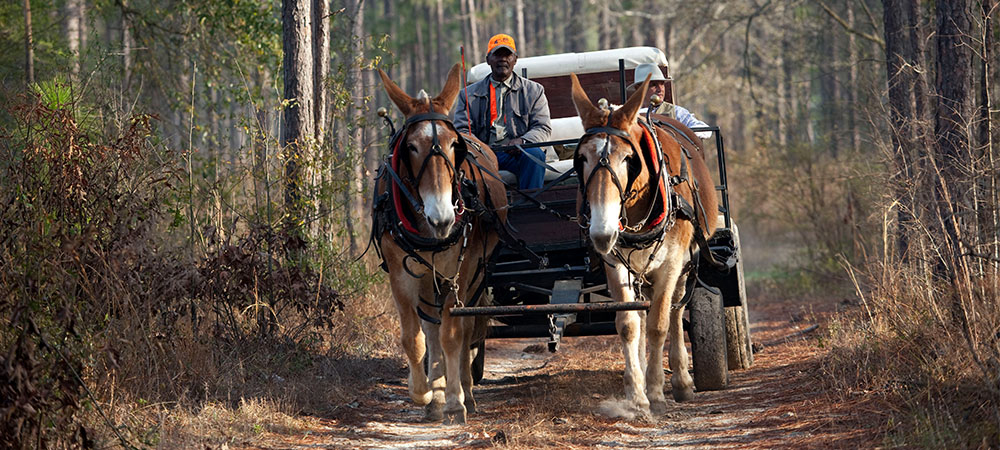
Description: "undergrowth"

(0, 90), (393, 448)
(823, 190), (1000, 447)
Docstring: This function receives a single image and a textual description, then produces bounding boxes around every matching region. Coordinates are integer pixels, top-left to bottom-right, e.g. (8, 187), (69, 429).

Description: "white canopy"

(467, 46), (668, 83)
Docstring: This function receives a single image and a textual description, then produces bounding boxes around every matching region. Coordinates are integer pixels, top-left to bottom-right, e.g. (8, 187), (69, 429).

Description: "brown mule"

(569, 73), (719, 419)
(375, 64), (507, 424)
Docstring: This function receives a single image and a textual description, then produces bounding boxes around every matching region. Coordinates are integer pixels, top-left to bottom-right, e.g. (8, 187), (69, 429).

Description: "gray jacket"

(452, 73), (552, 145)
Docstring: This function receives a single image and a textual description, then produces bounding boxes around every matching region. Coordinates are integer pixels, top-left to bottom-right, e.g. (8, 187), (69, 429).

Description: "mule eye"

(407, 143), (418, 154)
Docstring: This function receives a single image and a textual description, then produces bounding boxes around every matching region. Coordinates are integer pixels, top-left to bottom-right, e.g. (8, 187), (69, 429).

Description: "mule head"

(570, 72), (651, 254)
(379, 64), (465, 239)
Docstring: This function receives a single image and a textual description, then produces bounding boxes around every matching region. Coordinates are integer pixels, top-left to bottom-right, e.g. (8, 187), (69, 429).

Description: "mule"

(373, 64), (507, 424)
(569, 73), (719, 418)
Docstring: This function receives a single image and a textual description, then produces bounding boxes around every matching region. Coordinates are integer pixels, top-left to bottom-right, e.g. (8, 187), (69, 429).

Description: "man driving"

(453, 34), (552, 189)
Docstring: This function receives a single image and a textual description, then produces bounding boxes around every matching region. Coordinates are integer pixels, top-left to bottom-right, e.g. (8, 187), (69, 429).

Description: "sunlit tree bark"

(22, 0), (33, 85)
(64, 0), (85, 79)
(282, 0), (315, 244)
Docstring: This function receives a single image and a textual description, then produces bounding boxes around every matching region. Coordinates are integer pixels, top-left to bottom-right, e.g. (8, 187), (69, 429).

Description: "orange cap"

(487, 34), (516, 57)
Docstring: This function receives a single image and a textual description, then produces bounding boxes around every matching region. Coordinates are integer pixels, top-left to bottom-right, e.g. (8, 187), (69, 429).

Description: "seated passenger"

(453, 34), (552, 189)
(628, 63), (713, 139)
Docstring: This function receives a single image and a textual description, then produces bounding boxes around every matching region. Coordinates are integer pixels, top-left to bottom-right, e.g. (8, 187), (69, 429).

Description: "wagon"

(428, 47), (752, 391)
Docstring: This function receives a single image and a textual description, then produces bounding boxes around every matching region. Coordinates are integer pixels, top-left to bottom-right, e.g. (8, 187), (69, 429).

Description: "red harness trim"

(640, 125), (669, 230)
(390, 131), (465, 235)
(391, 136), (420, 234)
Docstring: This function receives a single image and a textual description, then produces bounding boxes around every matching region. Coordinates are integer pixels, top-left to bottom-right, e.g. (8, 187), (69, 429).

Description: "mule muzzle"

(427, 215), (454, 239)
(422, 192), (455, 240)
(590, 227), (619, 255)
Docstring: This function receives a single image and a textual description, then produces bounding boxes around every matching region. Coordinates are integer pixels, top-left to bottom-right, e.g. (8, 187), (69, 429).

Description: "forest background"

(1, 0), (998, 447)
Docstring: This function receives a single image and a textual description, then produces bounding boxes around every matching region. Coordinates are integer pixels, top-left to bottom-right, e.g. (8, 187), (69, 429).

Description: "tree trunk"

(309, 0), (328, 239)
(987, 0), (1000, 267)
(414, 4), (425, 89)
(846, 5), (859, 153)
(935, 0), (973, 188)
(933, 0), (975, 306)
(281, 0), (315, 246)
(122, 0), (132, 90)
(64, 0), (85, 79)
(515, 0), (526, 55)
(459, 0), (469, 48)
(467, 0), (480, 59)
(980, 0), (993, 157)
(564, 0), (586, 52)
(599, 3), (611, 50)
(435, 0), (445, 87)
(777, 35), (789, 148)
(313, 0), (329, 147)
(254, 67), (272, 216)
(905, 0), (931, 149)
(345, 0), (367, 254)
(819, 13), (839, 157)
(23, 0), (33, 85)
(882, 0), (917, 260)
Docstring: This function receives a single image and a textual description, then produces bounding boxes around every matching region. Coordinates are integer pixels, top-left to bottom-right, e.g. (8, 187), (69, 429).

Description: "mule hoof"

(443, 408), (467, 425)
(628, 405), (653, 423)
(465, 397), (477, 415)
(672, 386), (695, 402)
(423, 403), (444, 422)
(649, 399), (668, 415)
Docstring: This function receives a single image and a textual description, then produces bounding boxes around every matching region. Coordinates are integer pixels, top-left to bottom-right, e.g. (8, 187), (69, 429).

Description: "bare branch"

(817, 1), (885, 46)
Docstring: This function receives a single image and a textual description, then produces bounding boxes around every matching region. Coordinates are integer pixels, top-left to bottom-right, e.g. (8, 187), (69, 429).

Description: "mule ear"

(379, 68), (414, 116)
(611, 73), (650, 129)
(570, 73), (605, 128)
(434, 64), (462, 112)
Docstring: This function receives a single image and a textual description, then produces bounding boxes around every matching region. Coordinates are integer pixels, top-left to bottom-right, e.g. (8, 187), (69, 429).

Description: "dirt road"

(251, 293), (877, 449)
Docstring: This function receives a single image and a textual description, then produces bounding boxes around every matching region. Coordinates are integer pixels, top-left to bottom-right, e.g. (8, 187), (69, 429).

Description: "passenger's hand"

(502, 138), (524, 154)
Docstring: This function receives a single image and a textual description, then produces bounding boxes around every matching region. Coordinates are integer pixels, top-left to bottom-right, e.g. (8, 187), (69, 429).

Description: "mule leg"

(440, 309), (468, 424)
(645, 251), (688, 413)
(421, 319), (446, 421)
(668, 271), (695, 402)
(607, 263), (651, 419)
(460, 322), (476, 415)
(390, 276), (432, 407)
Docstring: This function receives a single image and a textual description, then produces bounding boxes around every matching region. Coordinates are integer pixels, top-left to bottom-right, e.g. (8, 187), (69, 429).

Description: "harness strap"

(405, 112), (452, 126)
(416, 304), (442, 324)
(465, 149), (575, 223)
(385, 158), (425, 230)
(462, 152), (549, 268)
(652, 117), (699, 150)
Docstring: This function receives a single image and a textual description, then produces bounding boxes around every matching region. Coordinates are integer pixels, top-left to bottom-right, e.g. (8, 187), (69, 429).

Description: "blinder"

(575, 125), (643, 201)
(399, 112), (469, 186)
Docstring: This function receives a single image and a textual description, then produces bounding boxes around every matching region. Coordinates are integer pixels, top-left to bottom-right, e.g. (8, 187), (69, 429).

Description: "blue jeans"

(495, 146), (546, 190)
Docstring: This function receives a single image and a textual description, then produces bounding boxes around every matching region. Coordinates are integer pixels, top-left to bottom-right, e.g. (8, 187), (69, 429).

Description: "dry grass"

(81, 279), (402, 448)
(824, 255), (1000, 448)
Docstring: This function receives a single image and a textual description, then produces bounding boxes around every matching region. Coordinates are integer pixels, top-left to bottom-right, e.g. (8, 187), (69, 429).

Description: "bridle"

(398, 112), (469, 193)
(387, 112), (470, 231)
(574, 122), (645, 227)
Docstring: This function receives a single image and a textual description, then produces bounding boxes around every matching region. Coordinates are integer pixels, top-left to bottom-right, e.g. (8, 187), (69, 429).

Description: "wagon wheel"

(471, 340), (485, 385)
(689, 286), (729, 391)
(724, 223), (754, 370)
